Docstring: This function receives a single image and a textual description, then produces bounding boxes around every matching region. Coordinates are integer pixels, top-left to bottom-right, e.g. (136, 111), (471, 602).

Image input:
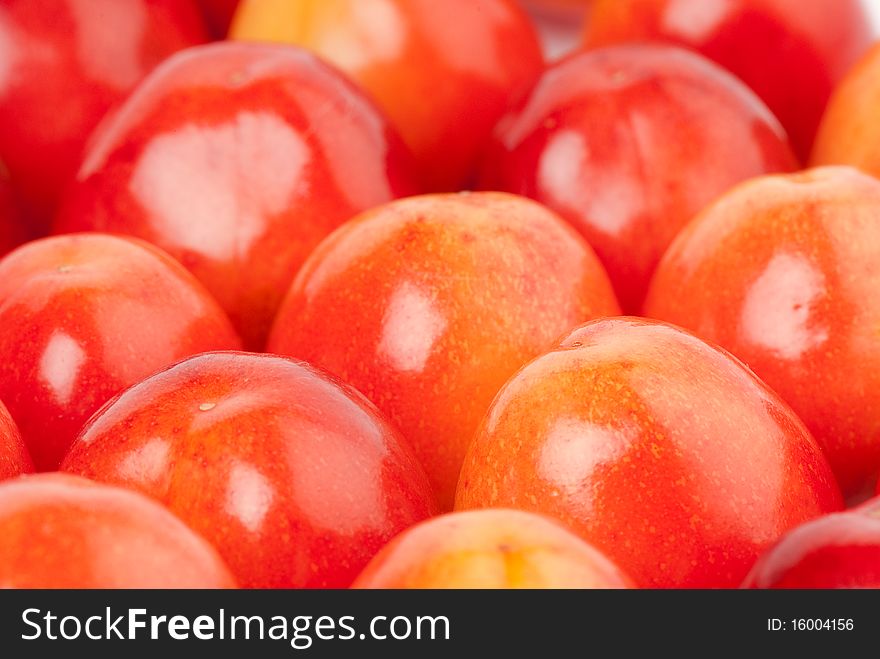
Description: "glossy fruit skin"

(55, 42), (417, 350)
(0, 0), (207, 232)
(0, 401), (31, 481)
(230, 0), (543, 191)
(0, 473), (236, 588)
(479, 44), (797, 312)
(61, 352), (438, 589)
(352, 509), (633, 589)
(811, 43), (880, 179)
(742, 497), (880, 589)
(0, 233), (241, 471)
(455, 317), (843, 588)
(644, 167), (880, 499)
(582, 0), (874, 161)
(267, 192), (620, 509)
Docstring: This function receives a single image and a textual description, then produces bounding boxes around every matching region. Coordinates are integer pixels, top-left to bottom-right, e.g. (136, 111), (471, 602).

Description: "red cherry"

(742, 498), (880, 588)
(0, 0), (207, 231)
(583, 0), (874, 161)
(480, 43), (797, 312)
(812, 42), (880, 180)
(456, 317), (842, 588)
(230, 0), (543, 191)
(55, 41), (418, 349)
(645, 166), (880, 499)
(353, 509), (634, 589)
(0, 233), (241, 471)
(62, 351), (438, 589)
(268, 191), (620, 509)
(0, 473), (236, 588)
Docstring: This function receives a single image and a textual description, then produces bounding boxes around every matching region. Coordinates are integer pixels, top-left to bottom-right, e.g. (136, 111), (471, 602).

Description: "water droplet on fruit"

(199, 402), (216, 411)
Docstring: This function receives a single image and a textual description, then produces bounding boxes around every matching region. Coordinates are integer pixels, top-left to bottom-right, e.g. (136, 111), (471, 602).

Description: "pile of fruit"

(1, 0), (880, 590)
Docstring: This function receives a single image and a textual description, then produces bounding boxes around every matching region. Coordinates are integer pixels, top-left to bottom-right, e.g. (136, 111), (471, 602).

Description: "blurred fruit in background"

(582, 0), (875, 161)
(0, 162), (25, 256)
(230, 0), (543, 191)
(55, 42), (417, 350)
(0, 0), (208, 234)
(0, 233), (241, 471)
(268, 192), (620, 509)
(62, 352), (438, 589)
(520, 0), (592, 59)
(197, 0), (239, 37)
(353, 509), (634, 589)
(456, 318), (842, 588)
(645, 167), (880, 500)
(525, 0), (591, 13)
(480, 44), (797, 312)
(812, 42), (880, 180)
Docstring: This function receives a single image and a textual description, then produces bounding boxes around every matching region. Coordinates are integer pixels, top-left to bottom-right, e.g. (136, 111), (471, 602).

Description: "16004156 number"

(792, 619), (854, 631)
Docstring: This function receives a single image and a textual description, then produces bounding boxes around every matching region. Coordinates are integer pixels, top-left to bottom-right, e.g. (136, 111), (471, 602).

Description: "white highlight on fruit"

(39, 331), (87, 407)
(537, 418), (629, 501)
(538, 129), (587, 212)
(663, 0), (731, 42)
(740, 252), (829, 360)
(538, 128), (636, 236)
(318, 0), (406, 71)
(225, 461), (275, 534)
(378, 281), (447, 374)
(116, 437), (171, 487)
(130, 111), (310, 261)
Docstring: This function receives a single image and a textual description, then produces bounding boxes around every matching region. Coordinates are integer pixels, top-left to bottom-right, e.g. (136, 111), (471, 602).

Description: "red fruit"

(583, 0), (874, 161)
(480, 44), (797, 312)
(524, 0), (592, 15)
(0, 165), (25, 256)
(352, 509), (634, 589)
(61, 352), (438, 589)
(230, 0), (543, 191)
(55, 41), (417, 349)
(267, 192), (620, 509)
(645, 167), (880, 499)
(0, 0), (207, 232)
(742, 498), (880, 589)
(455, 317), (842, 588)
(198, 0), (239, 37)
(811, 42), (880, 179)
(0, 473), (235, 588)
(0, 233), (241, 471)
(0, 401), (31, 481)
